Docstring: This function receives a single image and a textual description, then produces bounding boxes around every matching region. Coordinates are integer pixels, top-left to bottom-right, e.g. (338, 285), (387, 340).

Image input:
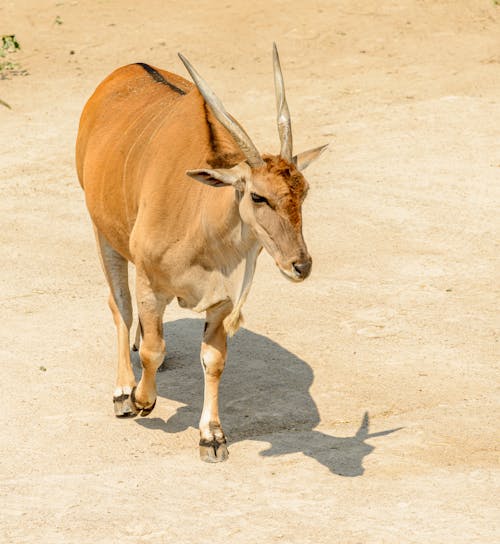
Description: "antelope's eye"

(251, 192), (268, 204)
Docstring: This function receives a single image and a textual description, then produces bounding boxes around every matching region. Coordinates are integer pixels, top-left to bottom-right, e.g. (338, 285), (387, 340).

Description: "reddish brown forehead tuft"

(261, 154), (307, 193)
(259, 154), (307, 228)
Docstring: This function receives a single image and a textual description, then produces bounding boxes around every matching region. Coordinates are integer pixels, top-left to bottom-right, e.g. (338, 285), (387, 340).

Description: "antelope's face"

(239, 155), (311, 281)
(188, 150), (326, 282)
(181, 44), (327, 281)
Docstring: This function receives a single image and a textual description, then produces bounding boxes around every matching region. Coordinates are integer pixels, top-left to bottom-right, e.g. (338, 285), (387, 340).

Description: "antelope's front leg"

(199, 306), (230, 463)
(133, 272), (168, 416)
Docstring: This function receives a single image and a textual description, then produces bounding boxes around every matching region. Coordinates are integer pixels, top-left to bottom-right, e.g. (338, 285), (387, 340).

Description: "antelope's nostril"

(292, 259), (312, 278)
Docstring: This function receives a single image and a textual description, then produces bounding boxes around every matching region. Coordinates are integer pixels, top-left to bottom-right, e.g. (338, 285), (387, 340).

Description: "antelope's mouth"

(277, 261), (311, 283)
(279, 267), (304, 283)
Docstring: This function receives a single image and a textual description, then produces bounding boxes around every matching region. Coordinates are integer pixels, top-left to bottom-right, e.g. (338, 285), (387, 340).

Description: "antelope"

(76, 44), (327, 462)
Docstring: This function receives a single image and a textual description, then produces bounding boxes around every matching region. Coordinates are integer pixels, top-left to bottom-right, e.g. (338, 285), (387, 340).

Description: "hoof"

(113, 393), (138, 418)
(138, 399), (156, 417)
(130, 387), (156, 417)
(199, 439), (229, 463)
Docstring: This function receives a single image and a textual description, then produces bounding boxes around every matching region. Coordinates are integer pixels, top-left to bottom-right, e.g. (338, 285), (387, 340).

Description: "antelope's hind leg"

(94, 228), (137, 417)
(199, 304), (231, 463)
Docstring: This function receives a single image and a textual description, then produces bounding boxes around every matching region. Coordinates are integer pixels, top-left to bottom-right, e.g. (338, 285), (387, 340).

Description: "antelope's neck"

(201, 187), (258, 264)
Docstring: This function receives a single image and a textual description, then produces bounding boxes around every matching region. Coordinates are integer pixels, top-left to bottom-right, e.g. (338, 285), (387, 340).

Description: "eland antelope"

(76, 44), (327, 462)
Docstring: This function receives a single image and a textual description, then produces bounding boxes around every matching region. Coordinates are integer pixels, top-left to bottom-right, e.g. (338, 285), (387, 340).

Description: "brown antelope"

(76, 44), (327, 462)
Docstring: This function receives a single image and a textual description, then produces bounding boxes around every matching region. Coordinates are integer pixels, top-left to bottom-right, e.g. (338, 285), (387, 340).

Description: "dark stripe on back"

(136, 62), (186, 95)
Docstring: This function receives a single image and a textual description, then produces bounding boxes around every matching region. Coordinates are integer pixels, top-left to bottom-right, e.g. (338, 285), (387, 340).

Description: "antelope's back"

(75, 63), (194, 255)
(76, 63), (191, 184)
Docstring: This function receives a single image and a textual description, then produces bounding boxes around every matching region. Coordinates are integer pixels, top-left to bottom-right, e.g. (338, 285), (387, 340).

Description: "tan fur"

(76, 59), (322, 459)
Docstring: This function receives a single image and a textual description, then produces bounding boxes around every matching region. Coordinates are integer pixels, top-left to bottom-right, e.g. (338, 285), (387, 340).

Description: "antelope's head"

(180, 45), (327, 282)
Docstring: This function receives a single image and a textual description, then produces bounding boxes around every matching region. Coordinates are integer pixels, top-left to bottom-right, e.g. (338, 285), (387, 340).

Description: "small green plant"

(1, 34), (20, 52)
(0, 34), (20, 72)
(0, 34), (27, 82)
(1, 34), (20, 65)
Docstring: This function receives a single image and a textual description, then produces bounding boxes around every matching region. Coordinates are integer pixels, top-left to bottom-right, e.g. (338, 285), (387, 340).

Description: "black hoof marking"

(113, 393), (138, 418)
(199, 438), (229, 463)
(130, 387), (156, 417)
(139, 399), (156, 417)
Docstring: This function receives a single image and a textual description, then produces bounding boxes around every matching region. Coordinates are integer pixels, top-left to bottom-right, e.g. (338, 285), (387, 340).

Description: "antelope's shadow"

(134, 318), (400, 476)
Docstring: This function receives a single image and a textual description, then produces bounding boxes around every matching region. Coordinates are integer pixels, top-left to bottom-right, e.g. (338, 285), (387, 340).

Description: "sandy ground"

(1, 1), (499, 542)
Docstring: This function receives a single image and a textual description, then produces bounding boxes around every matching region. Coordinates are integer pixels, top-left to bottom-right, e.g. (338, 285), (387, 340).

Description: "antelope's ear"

(293, 144), (328, 171)
(186, 161), (250, 189)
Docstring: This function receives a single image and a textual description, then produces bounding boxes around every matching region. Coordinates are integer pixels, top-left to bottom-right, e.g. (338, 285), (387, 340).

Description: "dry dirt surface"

(1, 1), (499, 542)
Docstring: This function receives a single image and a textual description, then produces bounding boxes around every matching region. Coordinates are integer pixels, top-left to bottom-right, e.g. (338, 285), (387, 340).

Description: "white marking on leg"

(114, 385), (132, 397)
